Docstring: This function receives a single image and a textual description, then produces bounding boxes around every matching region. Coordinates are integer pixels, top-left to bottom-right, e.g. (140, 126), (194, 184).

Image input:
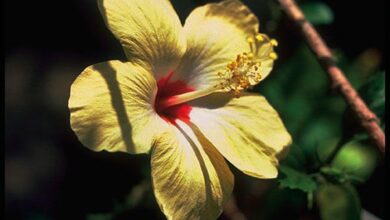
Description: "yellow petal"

(98, 0), (186, 78)
(189, 93), (292, 178)
(69, 61), (168, 154)
(151, 120), (234, 220)
(173, 0), (264, 89)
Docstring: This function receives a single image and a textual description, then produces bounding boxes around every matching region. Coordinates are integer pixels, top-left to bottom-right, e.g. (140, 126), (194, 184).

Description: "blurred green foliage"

(316, 183), (361, 220)
(331, 140), (379, 183)
(255, 3), (384, 216)
(300, 2), (334, 25)
(259, 39), (384, 217)
(256, 43), (384, 218)
(358, 71), (385, 126)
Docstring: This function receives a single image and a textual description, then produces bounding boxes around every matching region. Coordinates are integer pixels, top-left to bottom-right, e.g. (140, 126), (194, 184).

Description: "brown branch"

(278, 0), (385, 155)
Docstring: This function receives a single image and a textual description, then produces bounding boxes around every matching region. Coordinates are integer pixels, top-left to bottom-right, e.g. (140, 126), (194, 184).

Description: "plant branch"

(278, 0), (385, 155)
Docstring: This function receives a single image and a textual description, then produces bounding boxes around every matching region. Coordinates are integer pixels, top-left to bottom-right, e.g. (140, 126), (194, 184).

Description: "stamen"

(158, 33), (278, 109)
(216, 33), (278, 96)
(247, 37), (255, 52)
(270, 39), (278, 46)
(269, 52), (278, 60)
(217, 53), (263, 96)
(247, 37), (254, 43)
(255, 34), (264, 42)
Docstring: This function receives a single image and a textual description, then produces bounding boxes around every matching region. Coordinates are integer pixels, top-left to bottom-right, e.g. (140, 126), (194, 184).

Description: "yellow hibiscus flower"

(68, 0), (292, 219)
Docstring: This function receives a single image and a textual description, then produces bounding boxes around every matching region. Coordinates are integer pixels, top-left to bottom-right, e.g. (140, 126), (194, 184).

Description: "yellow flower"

(68, 0), (292, 219)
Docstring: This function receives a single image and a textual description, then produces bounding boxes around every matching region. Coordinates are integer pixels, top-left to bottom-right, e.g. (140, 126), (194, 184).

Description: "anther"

(270, 39), (278, 46)
(269, 52), (278, 60)
(255, 34), (264, 42)
(218, 34), (279, 95)
(217, 52), (266, 96)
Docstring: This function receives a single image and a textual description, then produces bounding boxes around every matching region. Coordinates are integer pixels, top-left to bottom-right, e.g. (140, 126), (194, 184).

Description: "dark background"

(5, 0), (385, 219)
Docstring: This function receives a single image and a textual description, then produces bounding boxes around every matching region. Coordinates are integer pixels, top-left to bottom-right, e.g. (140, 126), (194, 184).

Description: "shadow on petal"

(175, 125), (214, 205)
(93, 63), (134, 152)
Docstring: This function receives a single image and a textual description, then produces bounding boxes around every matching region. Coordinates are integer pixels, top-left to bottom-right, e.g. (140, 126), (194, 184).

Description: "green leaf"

(320, 166), (363, 184)
(316, 138), (341, 163)
(300, 117), (340, 162)
(358, 71), (385, 124)
(300, 2), (334, 25)
(316, 183), (361, 220)
(281, 143), (307, 170)
(331, 139), (379, 183)
(278, 165), (317, 193)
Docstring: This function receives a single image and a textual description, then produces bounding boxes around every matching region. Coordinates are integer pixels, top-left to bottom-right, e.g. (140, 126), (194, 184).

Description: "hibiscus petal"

(69, 61), (168, 154)
(189, 93), (292, 178)
(151, 120), (234, 220)
(173, 0), (274, 89)
(98, 0), (186, 78)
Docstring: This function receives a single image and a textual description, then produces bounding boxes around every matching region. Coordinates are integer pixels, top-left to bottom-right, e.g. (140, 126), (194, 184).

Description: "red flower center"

(155, 72), (194, 124)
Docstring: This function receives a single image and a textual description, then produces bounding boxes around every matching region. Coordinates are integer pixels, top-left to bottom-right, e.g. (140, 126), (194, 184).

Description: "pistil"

(159, 34), (278, 109)
(158, 86), (219, 110)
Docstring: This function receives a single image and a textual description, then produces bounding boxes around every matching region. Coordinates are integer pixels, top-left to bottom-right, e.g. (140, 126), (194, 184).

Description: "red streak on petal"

(155, 72), (194, 124)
